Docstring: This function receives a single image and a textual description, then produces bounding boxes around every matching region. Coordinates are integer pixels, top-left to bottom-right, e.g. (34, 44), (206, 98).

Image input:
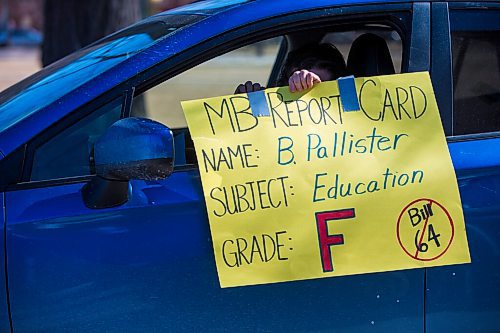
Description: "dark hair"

(277, 43), (348, 86)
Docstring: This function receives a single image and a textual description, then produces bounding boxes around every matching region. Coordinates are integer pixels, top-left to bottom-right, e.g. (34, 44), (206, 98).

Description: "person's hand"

(234, 81), (265, 94)
(288, 70), (321, 92)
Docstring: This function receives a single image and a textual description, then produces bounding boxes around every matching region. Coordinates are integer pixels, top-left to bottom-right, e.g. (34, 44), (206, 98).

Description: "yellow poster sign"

(181, 72), (470, 288)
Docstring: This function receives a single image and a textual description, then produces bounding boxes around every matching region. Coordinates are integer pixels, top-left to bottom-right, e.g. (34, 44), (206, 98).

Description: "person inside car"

(234, 43), (348, 94)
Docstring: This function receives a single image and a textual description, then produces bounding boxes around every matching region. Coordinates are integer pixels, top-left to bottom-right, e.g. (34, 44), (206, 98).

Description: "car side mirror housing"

(82, 117), (174, 209)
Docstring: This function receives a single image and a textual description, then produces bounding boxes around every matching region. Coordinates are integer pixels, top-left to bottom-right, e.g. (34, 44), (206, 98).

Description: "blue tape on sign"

(248, 90), (270, 117)
(337, 75), (360, 112)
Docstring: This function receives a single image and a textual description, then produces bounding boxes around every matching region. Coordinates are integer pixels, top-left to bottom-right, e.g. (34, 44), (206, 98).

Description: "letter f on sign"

(316, 208), (356, 272)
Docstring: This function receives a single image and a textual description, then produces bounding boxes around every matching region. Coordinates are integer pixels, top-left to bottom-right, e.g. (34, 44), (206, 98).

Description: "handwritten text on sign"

(181, 72), (470, 288)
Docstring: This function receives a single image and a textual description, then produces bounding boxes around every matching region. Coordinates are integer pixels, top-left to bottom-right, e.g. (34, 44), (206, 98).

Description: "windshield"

(0, 14), (202, 133)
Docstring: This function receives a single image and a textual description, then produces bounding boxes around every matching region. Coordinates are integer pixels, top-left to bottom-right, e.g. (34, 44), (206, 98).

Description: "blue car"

(0, 0), (499, 331)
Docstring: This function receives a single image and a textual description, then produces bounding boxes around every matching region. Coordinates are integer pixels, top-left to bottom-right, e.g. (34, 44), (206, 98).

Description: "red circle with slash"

(396, 198), (455, 261)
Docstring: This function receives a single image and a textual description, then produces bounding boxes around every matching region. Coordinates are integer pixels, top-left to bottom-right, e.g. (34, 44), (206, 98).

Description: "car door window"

(450, 10), (500, 136)
(133, 23), (405, 167)
(30, 97), (123, 181)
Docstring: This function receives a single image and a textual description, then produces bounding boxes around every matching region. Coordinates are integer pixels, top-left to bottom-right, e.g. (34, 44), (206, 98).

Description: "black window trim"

(431, 2), (453, 136)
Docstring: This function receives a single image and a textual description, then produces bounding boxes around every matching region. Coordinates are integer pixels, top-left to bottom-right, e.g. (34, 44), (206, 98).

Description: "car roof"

(158, 0), (477, 16)
(164, 0), (489, 15)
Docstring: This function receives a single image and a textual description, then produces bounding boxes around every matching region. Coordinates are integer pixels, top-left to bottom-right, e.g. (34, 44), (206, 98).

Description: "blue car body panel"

(449, 138), (500, 171)
(425, 140), (500, 332)
(6, 170), (424, 332)
(6, 172), (207, 332)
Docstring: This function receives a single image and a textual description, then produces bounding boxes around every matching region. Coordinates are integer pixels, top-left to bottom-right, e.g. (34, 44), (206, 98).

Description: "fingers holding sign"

(289, 70), (322, 93)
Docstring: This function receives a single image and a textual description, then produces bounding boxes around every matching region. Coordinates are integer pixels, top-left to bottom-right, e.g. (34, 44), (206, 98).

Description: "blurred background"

(0, 0), (196, 92)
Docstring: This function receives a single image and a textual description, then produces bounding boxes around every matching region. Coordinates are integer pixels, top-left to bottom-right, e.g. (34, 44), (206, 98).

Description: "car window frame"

(9, 2), (418, 191)
(129, 3), (415, 168)
(131, 4), (416, 165)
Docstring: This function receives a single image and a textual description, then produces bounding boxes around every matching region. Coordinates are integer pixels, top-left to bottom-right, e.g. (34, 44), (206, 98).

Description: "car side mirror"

(82, 117), (174, 209)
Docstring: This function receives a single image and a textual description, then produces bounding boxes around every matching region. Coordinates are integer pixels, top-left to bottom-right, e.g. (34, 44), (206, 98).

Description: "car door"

(4, 94), (212, 332)
(4, 3), (428, 332)
(426, 2), (500, 332)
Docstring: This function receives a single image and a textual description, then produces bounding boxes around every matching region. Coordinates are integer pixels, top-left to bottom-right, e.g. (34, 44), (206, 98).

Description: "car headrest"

(347, 33), (395, 77)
